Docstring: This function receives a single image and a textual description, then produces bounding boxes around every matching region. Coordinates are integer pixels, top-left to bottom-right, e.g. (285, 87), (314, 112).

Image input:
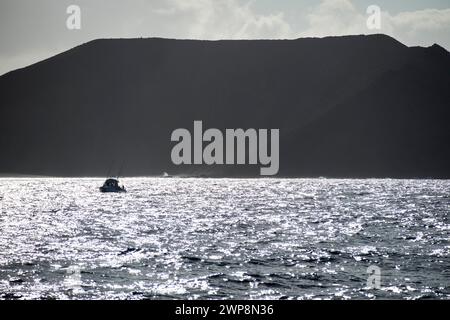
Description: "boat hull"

(99, 187), (126, 193)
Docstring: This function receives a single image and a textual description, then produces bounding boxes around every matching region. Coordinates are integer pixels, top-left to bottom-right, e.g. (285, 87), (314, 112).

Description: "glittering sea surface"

(0, 178), (449, 300)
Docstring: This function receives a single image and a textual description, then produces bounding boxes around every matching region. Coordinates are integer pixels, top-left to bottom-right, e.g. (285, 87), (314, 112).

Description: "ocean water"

(0, 178), (449, 300)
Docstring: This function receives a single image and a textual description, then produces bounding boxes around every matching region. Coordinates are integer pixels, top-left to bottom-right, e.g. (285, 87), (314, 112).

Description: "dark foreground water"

(0, 178), (449, 300)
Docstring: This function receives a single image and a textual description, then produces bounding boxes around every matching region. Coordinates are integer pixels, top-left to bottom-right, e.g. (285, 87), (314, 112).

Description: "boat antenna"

(106, 161), (114, 178)
(118, 161), (125, 179)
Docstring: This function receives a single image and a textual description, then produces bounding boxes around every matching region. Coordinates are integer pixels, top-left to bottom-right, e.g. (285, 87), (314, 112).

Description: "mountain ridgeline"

(0, 34), (449, 178)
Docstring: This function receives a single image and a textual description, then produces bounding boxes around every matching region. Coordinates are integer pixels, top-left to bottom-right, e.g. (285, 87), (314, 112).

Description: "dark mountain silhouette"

(0, 34), (449, 177)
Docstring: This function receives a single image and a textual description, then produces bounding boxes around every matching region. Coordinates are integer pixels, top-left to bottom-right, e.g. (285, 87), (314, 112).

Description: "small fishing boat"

(99, 178), (126, 193)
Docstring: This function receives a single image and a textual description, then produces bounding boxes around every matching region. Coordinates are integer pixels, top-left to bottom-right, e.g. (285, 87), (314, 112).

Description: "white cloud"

(301, 0), (368, 37)
(152, 0), (292, 39)
(392, 8), (450, 32)
(299, 0), (450, 49)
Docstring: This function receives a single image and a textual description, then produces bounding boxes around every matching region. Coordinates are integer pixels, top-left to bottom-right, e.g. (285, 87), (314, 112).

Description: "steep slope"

(281, 44), (450, 178)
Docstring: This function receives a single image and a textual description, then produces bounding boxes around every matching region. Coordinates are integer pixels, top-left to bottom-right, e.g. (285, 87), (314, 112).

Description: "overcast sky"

(1, 0), (449, 75)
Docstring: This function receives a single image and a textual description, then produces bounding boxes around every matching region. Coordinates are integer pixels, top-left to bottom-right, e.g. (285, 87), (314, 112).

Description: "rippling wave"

(0, 178), (449, 299)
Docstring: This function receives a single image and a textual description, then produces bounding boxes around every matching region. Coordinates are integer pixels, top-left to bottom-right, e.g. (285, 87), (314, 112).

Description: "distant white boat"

(162, 172), (171, 178)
